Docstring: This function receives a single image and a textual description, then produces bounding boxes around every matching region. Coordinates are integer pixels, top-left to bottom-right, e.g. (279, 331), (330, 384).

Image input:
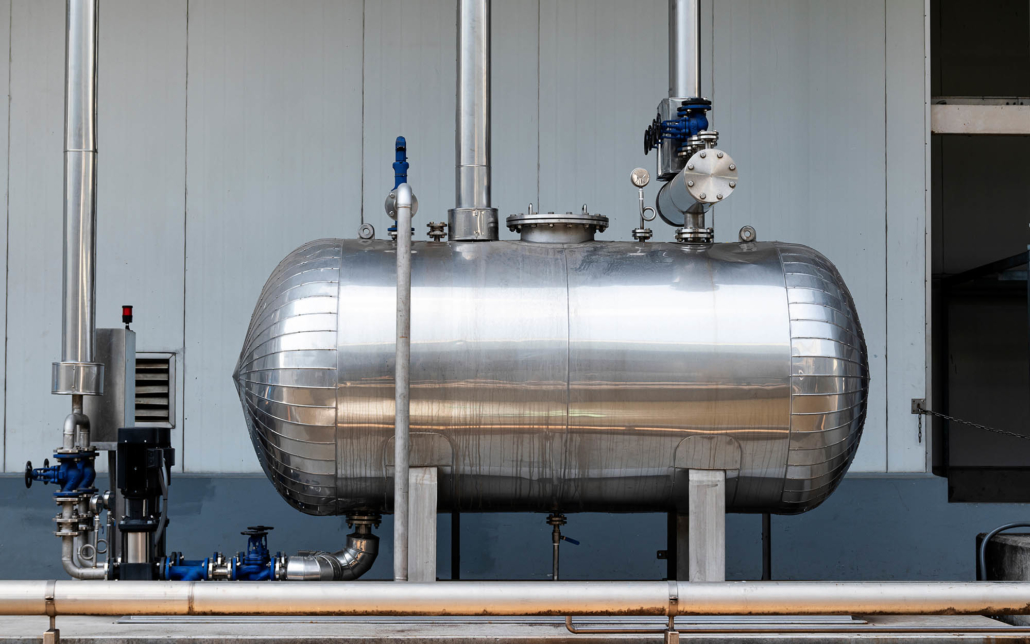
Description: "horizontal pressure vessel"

(234, 238), (867, 516)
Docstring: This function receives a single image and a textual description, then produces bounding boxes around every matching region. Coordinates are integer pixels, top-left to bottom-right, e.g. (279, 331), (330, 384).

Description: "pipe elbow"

(61, 553), (105, 580)
(61, 535), (105, 579)
(283, 529), (379, 581)
(62, 411), (91, 449)
(395, 183), (413, 208)
(332, 532), (379, 581)
(61, 558), (105, 580)
(62, 412), (88, 437)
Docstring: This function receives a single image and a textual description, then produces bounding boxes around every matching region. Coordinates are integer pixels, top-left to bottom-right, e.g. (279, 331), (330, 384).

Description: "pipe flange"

(274, 554), (288, 581)
(208, 553), (232, 581)
(385, 190), (419, 220)
(682, 149), (737, 206)
(426, 222), (447, 241)
(347, 514), (382, 529)
(506, 208), (609, 244)
(53, 514), (82, 538)
(632, 227), (653, 242)
(675, 227), (714, 244)
(698, 130), (719, 149)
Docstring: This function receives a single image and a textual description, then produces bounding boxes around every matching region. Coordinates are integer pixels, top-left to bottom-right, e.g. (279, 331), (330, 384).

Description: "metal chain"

(916, 406), (1030, 443)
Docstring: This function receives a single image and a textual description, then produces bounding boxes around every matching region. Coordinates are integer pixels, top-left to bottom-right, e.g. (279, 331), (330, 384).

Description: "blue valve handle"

(561, 536), (580, 546)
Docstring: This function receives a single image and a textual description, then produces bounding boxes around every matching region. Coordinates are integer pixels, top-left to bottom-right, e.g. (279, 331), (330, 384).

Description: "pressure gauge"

(630, 167), (650, 188)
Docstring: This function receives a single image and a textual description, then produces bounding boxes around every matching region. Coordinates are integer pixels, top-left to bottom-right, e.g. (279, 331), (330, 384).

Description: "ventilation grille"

(135, 353), (176, 428)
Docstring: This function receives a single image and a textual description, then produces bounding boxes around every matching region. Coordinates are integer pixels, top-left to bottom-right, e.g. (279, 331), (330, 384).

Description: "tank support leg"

(408, 467), (438, 582)
(672, 513), (689, 581)
(451, 512), (461, 580)
(687, 470), (726, 582)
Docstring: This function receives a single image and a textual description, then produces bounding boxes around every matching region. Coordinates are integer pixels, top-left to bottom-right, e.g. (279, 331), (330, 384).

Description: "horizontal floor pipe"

(2, 582), (1030, 617)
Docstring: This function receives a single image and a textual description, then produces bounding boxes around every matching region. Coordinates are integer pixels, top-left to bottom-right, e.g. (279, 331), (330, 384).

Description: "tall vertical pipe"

(393, 183), (413, 582)
(669, 0), (701, 98)
(448, 0), (498, 241)
(52, 0), (104, 399)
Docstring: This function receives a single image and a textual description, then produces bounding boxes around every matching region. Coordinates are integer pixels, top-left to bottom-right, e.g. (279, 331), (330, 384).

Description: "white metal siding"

(0, 0), (927, 475)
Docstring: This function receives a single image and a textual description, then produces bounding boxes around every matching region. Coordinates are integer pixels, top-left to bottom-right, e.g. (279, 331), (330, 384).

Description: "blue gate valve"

(25, 452), (97, 498)
(234, 526), (277, 581)
(163, 555), (212, 581)
(161, 525), (279, 581)
(644, 98), (712, 155)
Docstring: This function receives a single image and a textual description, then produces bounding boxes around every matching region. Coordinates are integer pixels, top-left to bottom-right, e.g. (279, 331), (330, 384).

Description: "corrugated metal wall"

(0, 0), (928, 474)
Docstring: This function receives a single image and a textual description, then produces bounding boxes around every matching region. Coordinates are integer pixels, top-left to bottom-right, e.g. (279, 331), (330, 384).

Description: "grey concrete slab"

(0, 615), (1027, 644)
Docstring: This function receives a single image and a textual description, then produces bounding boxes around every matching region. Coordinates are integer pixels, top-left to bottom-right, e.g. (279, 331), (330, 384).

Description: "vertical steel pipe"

(393, 183), (414, 582)
(53, 0), (104, 398)
(448, 0), (498, 241)
(669, 0), (701, 98)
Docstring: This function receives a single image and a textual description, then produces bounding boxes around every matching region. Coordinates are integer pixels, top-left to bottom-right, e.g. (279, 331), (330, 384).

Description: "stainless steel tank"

(234, 237), (867, 517)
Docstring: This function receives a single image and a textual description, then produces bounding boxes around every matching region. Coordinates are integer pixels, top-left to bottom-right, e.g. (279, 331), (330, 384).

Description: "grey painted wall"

(0, 474), (1023, 581)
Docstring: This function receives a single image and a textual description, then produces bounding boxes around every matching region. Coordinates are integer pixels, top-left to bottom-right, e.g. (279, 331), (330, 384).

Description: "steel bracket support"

(687, 469), (726, 582)
(408, 467), (438, 582)
(44, 579), (58, 644)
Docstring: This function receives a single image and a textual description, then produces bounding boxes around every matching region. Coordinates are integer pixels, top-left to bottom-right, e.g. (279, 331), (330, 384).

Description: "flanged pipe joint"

(656, 146), (739, 244)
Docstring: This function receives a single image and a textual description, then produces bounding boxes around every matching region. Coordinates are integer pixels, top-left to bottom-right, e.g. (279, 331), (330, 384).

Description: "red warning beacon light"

(122, 305), (133, 329)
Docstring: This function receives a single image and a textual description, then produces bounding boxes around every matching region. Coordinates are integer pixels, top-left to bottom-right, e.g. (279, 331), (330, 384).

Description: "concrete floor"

(1, 615), (1029, 643)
